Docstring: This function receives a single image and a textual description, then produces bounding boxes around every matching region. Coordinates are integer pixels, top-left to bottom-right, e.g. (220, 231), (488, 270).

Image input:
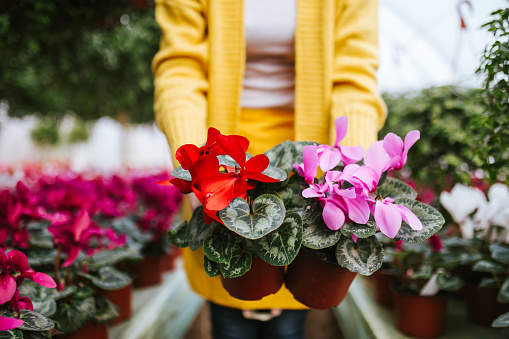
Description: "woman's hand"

(241, 309), (282, 322)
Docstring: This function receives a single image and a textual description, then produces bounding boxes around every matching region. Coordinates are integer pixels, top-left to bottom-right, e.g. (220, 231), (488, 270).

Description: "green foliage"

(381, 86), (486, 194)
(0, 0), (158, 123)
(67, 119), (89, 144)
(471, 8), (509, 184)
(30, 119), (59, 146)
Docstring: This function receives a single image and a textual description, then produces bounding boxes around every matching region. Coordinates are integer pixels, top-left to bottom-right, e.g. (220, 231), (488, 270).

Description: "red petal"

(232, 178), (248, 199)
(169, 178), (193, 194)
(177, 144), (201, 170)
(241, 172), (279, 183)
(216, 135), (247, 168)
(204, 127), (221, 148)
(201, 175), (237, 211)
(189, 154), (219, 189)
(231, 135), (249, 151)
(245, 154), (270, 173)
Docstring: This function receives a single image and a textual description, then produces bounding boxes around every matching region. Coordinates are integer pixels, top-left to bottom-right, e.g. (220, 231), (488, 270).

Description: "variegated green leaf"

(335, 235), (384, 276)
(479, 277), (498, 288)
(220, 246), (252, 278)
(261, 166), (287, 181)
(88, 246), (141, 269)
(18, 310), (54, 331)
(170, 166), (192, 181)
(277, 185), (318, 220)
(375, 177), (417, 200)
(293, 141), (315, 164)
(93, 296), (119, 324)
(472, 260), (507, 273)
(436, 272), (464, 292)
(187, 207), (217, 250)
(32, 299), (57, 317)
(204, 255), (222, 277)
(0, 329), (23, 339)
(203, 230), (237, 264)
(302, 216), (341, 249)
(393, 198), (445, 244)
(497, 278), (509, 304)
(493, 312), (509, 327)
(264, 141), (297, 172)
(78, 266), (131, 290)
(340, 221), (376, 239)
(255, 213), (303, 266)
(55, 297), (95, 334)
(410, 265), (433, 280)
(168, 220), (189, 248)
(490, 243), (509, 265)
(217, 154), (253, 168)
(73, 285), (97, 300)
(219, 195), (285, 240)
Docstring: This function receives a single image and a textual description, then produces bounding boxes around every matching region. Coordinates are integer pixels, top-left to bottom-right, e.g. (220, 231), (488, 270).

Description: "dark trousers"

(209, 302), (309, 339)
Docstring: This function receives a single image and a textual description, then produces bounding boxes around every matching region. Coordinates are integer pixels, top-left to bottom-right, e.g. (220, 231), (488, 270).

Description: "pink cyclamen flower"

(293, 144), (319, 184)
(428, 234), (443, 252)
(6, 250), (57, 289)
(382, 130), (420, 171)
(0, 315), (24, 331)
(48, 210), (103, 267)
(0, 248), (17, 305)
(371, 197), (423, 238)
(316, 116), (364, 171)
(9, 290), (34, 316)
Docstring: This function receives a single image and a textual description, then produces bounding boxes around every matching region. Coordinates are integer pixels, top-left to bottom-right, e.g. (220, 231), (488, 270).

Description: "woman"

(153, 0), (386, 337)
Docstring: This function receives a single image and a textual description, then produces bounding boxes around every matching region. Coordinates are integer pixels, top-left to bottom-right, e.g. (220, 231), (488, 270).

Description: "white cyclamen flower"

(440, 184), (487, 223)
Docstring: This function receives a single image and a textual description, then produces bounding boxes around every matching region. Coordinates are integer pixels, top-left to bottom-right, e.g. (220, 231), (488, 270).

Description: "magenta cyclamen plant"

(0, 247), (56, 331)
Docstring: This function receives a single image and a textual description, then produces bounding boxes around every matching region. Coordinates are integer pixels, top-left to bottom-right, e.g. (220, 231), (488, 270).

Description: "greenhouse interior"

(0, 0), (508, 338)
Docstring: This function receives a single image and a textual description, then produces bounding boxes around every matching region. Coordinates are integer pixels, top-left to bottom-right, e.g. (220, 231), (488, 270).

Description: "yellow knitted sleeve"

(152, 0), (209, 167)
(330, 0), (387, 150)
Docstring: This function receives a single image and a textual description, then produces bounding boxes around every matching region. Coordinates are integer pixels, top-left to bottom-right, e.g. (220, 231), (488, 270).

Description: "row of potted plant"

(165, 116), (445, 310)
(371, 181), (509, 337)
(0, 169), (183, 337)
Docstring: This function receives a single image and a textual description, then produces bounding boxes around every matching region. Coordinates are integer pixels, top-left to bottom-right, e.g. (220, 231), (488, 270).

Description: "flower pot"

(391, 285), (448, 338)
(221, 257), (285, 301)
(285, 249), (357, 309)
(60, 322), (108, 339)
(132, 255), (164, 287)
(162, 247), (181, 272)
(99, 284), (132, 325)
(464, 283), (509, 327)
(372, 269), (397, 308)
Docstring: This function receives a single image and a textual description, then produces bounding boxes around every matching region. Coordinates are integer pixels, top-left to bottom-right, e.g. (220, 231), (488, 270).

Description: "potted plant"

(389, 234), (463, 338)
(166, 116), (445, 307)
(440, 182), (509, 327)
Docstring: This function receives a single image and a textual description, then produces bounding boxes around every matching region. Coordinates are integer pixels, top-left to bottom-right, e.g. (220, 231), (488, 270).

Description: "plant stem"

(54, 247), (62, 287)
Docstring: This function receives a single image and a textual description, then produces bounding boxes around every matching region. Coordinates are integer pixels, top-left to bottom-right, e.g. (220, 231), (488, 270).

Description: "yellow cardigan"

(153, 0), (387, 309)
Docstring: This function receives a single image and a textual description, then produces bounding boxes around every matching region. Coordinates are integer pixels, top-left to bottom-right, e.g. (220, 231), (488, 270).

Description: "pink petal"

(0, 247), (7, 265)
(7, 250), (29, 272)
(23, 272), (57, 288)
(0, 274), (16, 304)
(345, 195), (370, 224)
(352, 235), (358, 243)
(383, 133), (403, 158)
(364, 141), (390, 178)
(333, 116), (349, 147)
(352, 166), (379, 192)
(340, 145), (365, 164)
(302, 187), (324, 198)
(61, 246), (81, 268)
(302, 144), (318, 183)
(318, 147), (341, 172)
(322, 201), (346, 231)
(0, 316), (24, 331)
(396, 205), (423, 230)
(74, 210), (90, 242)
(403, 130), (420, 157)
(375, 201), (402, 238)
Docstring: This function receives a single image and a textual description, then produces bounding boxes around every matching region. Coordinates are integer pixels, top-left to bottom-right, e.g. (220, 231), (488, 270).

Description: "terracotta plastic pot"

(464, 283), (509, 327)
(99, 284), (132, 325)
(285, 249), (357, 309)
(391, 285), (448, 338)
(60, 322), (108, 339)
(162, 248), (181, 272)
(132, 255), (164, 287)
(221, 257), (285, 301)
(372, 269), (397, 308)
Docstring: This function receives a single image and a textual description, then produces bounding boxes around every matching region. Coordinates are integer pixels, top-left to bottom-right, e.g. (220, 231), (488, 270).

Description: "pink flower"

(371, 197), (422, 238)
(0, 248), (17, 305)
(48, 210), (103, 267)
(0, 315), (24, 331)
(293, 144), (319, 184)
(316, 117), (364, 171)
(6, 250), (56, 289)
(382, 130), (420, 171)
(9, 290), (34, 316)
(428, 234), (442, 252)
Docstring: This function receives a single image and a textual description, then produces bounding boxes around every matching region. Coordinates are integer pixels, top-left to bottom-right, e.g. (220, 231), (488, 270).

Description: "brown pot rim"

(300, 246), (342, 267)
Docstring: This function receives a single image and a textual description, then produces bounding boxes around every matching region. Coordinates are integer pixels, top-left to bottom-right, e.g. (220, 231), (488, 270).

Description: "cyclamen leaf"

(202, 230), (237, 264)
(261, 166), (287, 181)
(302, 216), (341, 249)
(393, 198), (445, 244)
(168, 221), (189, 249)
(220, 195), (286, 240)
(293, 141), (316, 164)
(264, 141), (298, 172)
(375, 177), (417, 200)
(479, 277), (498, 288)
(493, 312), (509, 328)
(170, 166), (192, 181)
(335, 235), (384, 276)
(18, 310), (54, 331)
(220, 246), (252, 278)
(255, 213), (303, 266)
(32, 299), (57, 317)
(203, 255), (222, 277)
(497, 278), (509, 304)
(187, 207), (217, 250)
(78, 266), (131, 290)
(490, 243), (509, 265)
(93, 296), (119, 324)
(340, 221), (377, 239)
(55, 297), (95, 334)
(277, 185), (318, 220)
(73, 285), (97, 300)
(0, 329), (23, 339)
(472, 260), (507, 274)
(436, 272), (464, 292)
(88, 246), (141, 269)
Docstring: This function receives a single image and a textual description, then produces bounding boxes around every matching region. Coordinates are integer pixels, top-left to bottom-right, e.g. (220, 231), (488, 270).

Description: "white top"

(240, 0), (296, 110)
